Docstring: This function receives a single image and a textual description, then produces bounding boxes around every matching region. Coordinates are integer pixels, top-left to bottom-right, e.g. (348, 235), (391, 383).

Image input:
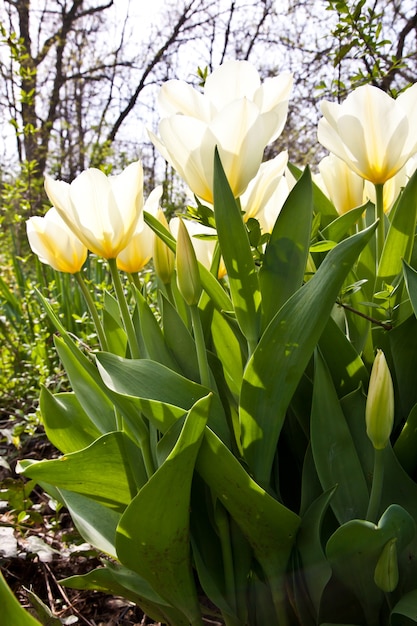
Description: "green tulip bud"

(153, 209), (175, 285)
(366, 350), (394, 450)
(374, 538), (399, 592)
(176, 218), (202, 306)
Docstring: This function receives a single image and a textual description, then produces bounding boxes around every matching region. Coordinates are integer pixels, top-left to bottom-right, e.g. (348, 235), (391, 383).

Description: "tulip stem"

(190, 304), (211, 388)
(366, 446), (385, 523)
(75, 272), (108, 352)
(375, 183), (385, 265)
(108, 257), (141, 359)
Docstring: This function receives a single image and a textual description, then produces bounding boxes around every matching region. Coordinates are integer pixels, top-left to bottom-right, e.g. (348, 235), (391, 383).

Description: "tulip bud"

(374, 538), (399, 592)
(153, 209), (175, 285)
(366, 350), (394, 450)
(176, 218), (202, 306)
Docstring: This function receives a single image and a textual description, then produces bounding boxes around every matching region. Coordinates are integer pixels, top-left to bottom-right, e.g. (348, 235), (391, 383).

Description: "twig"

(337, 301), (393, 331)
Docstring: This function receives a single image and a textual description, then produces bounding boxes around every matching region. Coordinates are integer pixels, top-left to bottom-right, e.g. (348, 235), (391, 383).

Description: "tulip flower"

(240, 152), (291, 232)
(149, 60), (292, 203)
(318, 83), (417, 185)
(366, 350), (394, 450)
(26, 207), (87, 273)
(116, 186), (162, 273)
(317, 154), (364, 214)
(44, 161), (144, 259)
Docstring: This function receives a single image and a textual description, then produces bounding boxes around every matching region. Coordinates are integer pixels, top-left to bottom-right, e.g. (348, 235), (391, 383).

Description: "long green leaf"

(0, 572), (41, 626)
(18, 432), (142, 512)
(116, 394), (211, 625)
(259, 166), (313, 327)
(213, 148), (261, 352)
(196, 427), (300, 623)
(96, 352), (230, 444)
(311, 350), (369, 524)
(377, 169), (417, 293)
(240, 221), (378, 484)
(40, 388), (102, 454)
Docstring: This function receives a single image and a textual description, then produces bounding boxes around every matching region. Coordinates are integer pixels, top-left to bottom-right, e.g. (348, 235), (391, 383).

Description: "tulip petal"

(158, 80), (211, 121)
(204, 60), (261, 110)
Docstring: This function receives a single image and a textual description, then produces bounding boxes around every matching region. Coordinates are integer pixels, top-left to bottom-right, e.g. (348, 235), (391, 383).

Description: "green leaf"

(18, 432), (142, 512)
(133, 286), (179, 370)
(377, 169), (417, 295)
(211, 307), (246, 399)
(259, 166), (313, 327)
(403, 260), (417, 320)
(0, 571), (41, 625)
(96, 352), (230, 444)
(58, 489), (122, 557)
(161, 294), (200, 381)
(102, 290), (127, 356)
(116, 394), (211, 625)
(39, 388), (102, 454)
(311, 350), (370, 523)
(213, 148), (261, 352)
(391, 589), (417, 625)
(60, 561), (179, 624)
(240, 221), (378, 484)
(196, 428), (300, 621)
(326, 505), (415, 625)
(296, 487), (335, 618)
(54, 336), (117, 433)
(322, 202), (371, 243)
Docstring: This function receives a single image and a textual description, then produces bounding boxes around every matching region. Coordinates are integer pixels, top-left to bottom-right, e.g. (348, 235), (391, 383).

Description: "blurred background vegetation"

(1, 0), (416, 445)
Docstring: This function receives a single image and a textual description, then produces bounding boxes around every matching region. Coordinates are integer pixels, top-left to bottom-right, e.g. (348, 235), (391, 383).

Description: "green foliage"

(325, 0), (407, 97)
(6, 151), (417, 625)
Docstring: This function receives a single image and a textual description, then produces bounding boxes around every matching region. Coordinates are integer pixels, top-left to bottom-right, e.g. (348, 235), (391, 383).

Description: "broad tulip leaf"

(391, 589), (417, 625)
(326, 505), (415, 625)
(161, 294), (200, 381)
(116, 394), (211, 625)
(389, 314), (417, 424)
(54, 335), (117, 433)
(318, 316), (368, 396)
(311, 350), (370, 523)
(213, 148), (261, 352)
(0, 572), (41, 626)
(96, 352), (230, 444)
(288, 162), (338, 225)
(322, 202), (371, 243)
(240, 221), (378, 484)
(102, 290), (127, 356)
(39, 388), (102, 454)
(394, 403), (417, 476)
(60, 561), (180, 624)
(259, 166), (313, 327)
(377, 168), (417, 293)
(211, 307), (246, 399)
(18, 432), (142, 511)
(403, 260), (417, 320)
(297, 487), (335, 617)
(58, 489), (122, 557)
(196, 427), (300, 621)
(133, 286), (179, 370)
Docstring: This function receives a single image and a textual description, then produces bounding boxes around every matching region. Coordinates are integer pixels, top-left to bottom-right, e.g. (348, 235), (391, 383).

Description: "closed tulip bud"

(374, 538), (399, 592)
(366, 350), (395, 450)
(153, 209), (175, 285)
(176, 218), (202, 306)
